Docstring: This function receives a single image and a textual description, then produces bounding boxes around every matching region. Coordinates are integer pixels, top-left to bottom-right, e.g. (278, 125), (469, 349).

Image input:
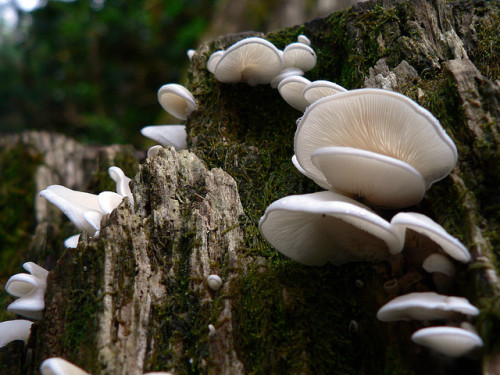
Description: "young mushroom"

(411, 326), (483, 357)
(141, 125), (188, 151)
(0, 320), (33, 348)
(5, 262), (49, 320)
(108, 166), (133, 202)
(157, 83), (197, 120)
(207, 275), (223, 291)
(259, 190), (403, 266)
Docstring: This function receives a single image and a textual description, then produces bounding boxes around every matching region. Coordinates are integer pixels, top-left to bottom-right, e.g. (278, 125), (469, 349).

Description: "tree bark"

(0, 0), (498, 374)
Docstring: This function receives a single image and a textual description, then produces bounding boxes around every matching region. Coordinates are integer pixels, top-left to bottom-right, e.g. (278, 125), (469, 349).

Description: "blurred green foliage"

(0, 0), (217, 147)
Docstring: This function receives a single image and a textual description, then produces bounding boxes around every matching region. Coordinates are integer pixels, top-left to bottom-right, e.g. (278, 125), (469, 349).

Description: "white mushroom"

(211, 37), (283, 86)
(376, 292), (479, 322)
(411, 326), (483, 357)
(297, 34), (311, 45)
(259, 191), (403, 266)
(147, 145), (164, 158)
(108, 166), (133, 202)
(0, 320), (33, 348)
(294, 89), (458, 207)
(82, 211), (103, 232)
(283, 42), (317, 72)
(311, 146), (426, 208)
(277, 75), (311, 112)
(141, 125), (188, 151)
(97, 191), (124, 215)
(187, 49), (195, 61)
(157, 84), (197, 120)
(40, 357), (89, 375)
(39, 185), (103, 234)
(303, 80), (347, 104)
(391, 212), (471, 263)
(64, 234), (80, 249)
(5, 262), (48, 320)
(423, 253), (456, 277)
(207, 275), (223, 291)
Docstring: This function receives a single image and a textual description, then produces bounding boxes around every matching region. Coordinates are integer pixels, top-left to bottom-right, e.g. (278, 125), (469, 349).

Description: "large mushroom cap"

(278, 75), (311, 112)
(391, 212), (471, 263)
(157, 83), (196, 120)
(259, 191), (403, 266)
(213, 37), (283, 86)
(411, 326), (483, 357)
(294, 89), (458, 190)
(303, 80), (347, 105)
(311, 146), (426, 208)
(141, 125), (188, 151)
(376, 292), (480, 321)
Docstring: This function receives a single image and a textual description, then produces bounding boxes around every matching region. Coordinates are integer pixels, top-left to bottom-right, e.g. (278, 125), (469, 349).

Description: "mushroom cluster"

(0, 262), (49, 348)
(40, 166), (133, 249)
(215, 35), (484, 358)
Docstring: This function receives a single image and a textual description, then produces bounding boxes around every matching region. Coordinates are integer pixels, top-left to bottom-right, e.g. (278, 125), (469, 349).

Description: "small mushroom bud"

(207, 275), (222, 291)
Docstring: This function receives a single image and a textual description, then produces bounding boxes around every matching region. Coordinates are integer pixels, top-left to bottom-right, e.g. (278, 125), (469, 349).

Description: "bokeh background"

(0, 0), (358, 148)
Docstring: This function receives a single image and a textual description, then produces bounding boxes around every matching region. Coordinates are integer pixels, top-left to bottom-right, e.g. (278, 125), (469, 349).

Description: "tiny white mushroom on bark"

(391, 212), (471, 263)
(187, 49), (195, 60)
(147, 145), (164, 158)
(207, 275), (223, 291)
(278, 75), (311, 112)
(40, 357), (90, 375)
(141, 125), (188, 151)
(297, 34), (311, 45)
(303, 80), (347, 105)
(208, 324), (216, 336)
(376, 292), (479, 322)
(0, 320), (33, 348)
(212, 37), (283, 86)
(411, 326), (483, 357)
(259, 191), (403, 266)
(64, 234), (80, 248)
(423, 253), (456, 277)
(157, 83), (197, 120)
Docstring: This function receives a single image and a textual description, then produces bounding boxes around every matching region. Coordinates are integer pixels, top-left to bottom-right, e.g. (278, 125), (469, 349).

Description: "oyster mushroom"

(376, 292), (479, 322)
(259, 190), (403, 266)
(108, 166), (133, 202)
(294, 89), (458, 208)
(278, 75), (311, 111)
(5, 262), (49, 320)
(211, 37), (283, 86)
(411, 326), (483, 357)
(391, 212), (471, 263)
(141, 125), (188, 151)
(157, 83), (197, 120)
(0, 320), (33, 348)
